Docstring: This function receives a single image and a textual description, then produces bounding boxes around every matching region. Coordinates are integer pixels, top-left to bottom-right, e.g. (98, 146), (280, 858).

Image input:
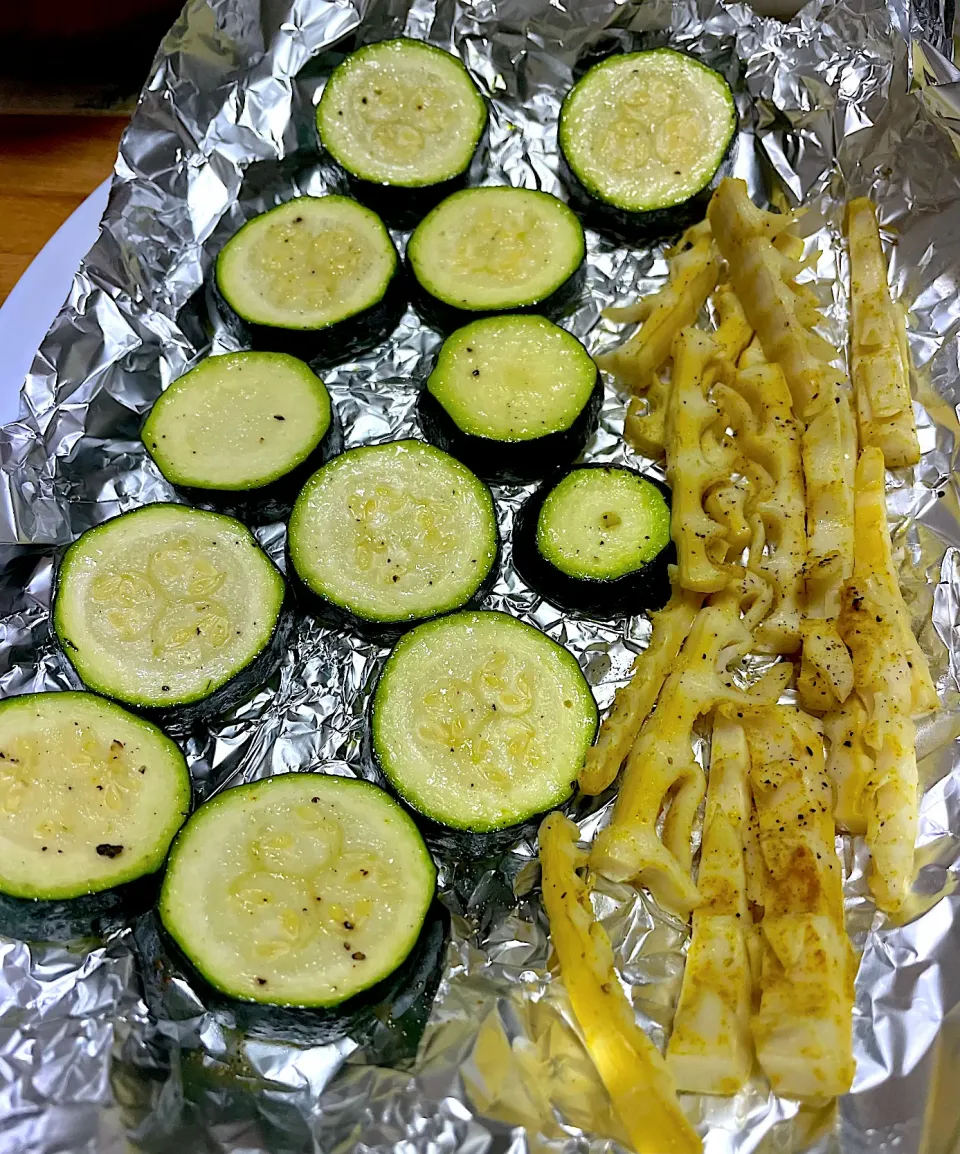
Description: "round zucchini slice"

(0, 692), (190, 901)
(514, 465), (673, 617)
(317, 38), (487, 225)
(142, 352), (341, 523)
(419, 314), (602, 482)
(559, 49), (737, 237)
(288, 440), (499, 633)
(372, 610), (598, 832)
(215, 196), (403, 363)
(158, 773), (436, 1007)
(54, 504), (287, 718)
(406, 187), (586, 332)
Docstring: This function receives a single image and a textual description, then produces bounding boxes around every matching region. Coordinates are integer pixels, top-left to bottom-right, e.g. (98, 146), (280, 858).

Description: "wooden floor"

(0, 116), (128, 304)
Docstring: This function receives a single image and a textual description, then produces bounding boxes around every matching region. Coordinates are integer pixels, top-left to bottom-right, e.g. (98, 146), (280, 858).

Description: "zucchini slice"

(54, 504), (287, 717)
(158, 773), (436, 1007)
(142, 352), (341, 523)
(215, 196), (403, 363)
(289, 440), (499, 632)
(317, 38), (487, 225)
(0, 692), (189, 901)
(406, 187), (586, 331)
(372, 610), (598, 832)
(513, 465), (673, 617)
(419, 314), (602, 482)
(559, 50), (737, 237)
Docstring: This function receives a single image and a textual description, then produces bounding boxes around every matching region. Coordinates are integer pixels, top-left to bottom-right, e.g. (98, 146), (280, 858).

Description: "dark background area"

(0, 0), (183, 303)
(0, 1), (183, 106)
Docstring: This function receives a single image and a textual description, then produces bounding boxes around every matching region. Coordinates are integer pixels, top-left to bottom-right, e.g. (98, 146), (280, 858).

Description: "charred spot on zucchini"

(0, 692), (189, 901)
(371, 610), (598, 833)
(158, 773), (436, 1008)
(406, 187), (586, 332)
(418, 314), (602, 482)
(215, 196), (404, 363)
(288, 440), (499, 633)
(513, 465), (673, 617)
(559, 50), (737, 238)
(142, 351), (342, 524)
(317, 39), (487, 227)
(54, 504), (287, 718)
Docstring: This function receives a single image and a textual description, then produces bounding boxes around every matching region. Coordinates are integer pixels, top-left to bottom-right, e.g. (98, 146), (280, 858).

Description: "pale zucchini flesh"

(372, 610), (598, 831)
(289, 440), (498, 625)
(317, 39), (486, 188)
(142, 352), (333, 491)
(426, 314), (597, 441)
(560, 50), (736, 214)
(408, 187), (585, 312)
(0, 692), (190, 900)
(159, 774), (436, 1007)
(216, 196), (397, 331)
(54, 504), (286, 709)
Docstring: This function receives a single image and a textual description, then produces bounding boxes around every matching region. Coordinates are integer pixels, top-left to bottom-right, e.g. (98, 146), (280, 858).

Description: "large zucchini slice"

(316, 38), (487, 226)
(288, 440), (499, 633)
(418, 314), (602, 482)
(0, 692), (189, 901)
(54, 504), (287, 719)
(559, 49), (737, 238)
(513, 465), (673, 617)
(158, 773), (436, 1007)
(142, 351), (342, 524)
(372, 610), (598, 832)
(215, 195), (403, 363)
(406, 187), (586, 332)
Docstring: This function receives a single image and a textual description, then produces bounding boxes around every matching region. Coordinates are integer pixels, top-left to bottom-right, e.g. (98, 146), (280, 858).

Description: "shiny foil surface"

(3, 0), (960, 1150)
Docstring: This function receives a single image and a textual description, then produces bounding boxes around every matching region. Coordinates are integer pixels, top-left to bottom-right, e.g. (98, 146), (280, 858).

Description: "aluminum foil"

(3, 0), (960, 1150)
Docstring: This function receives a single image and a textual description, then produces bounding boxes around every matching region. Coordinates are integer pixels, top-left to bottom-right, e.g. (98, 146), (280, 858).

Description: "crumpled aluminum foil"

(2, 0), (960, 1150)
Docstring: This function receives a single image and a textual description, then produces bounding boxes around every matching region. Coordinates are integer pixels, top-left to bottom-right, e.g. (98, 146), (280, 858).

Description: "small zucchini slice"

(54, 503), (288, 722)
(0, 692), (189, 901)
(215, 195), (404, 363)
(418, 314), (602, 483)
(316, 38), (487, 227)
(406, 186), (586, 332)
(288, 440), (499, 634)
(513, 465), (673, 617)
(371, 610), (598, 833)
(559, 49), (737, 238)
(141, 351), (342, 524)
(158, 773), (436, 1007)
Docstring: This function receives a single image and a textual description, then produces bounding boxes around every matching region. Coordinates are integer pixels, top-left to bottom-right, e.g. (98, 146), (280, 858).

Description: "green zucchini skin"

(287, 538), (500, 645)
(558, 49), (738, 243)
(405, 188), (587, 333)
(512, 466), (674, 618)
(316, 38), (489, 230)
(417, 375), (603, 484)
(287, 440), (502, 641)
(52, 538), (295, 736)
(169, 408), (344, 526)
(331, 162), (484, 232)
(369, 610), (598, 848)
(559, 142), (735, 244)
(135, 899), (449, 1048)
(407, 259), (586, 336)
(214, 273), (408, 367)
(0, 874), (163, 943)
(64, 594), (298, 737)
